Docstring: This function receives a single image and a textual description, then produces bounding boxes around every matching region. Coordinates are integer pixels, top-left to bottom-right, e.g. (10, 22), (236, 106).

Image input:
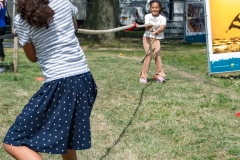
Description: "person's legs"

(2, 143), (43, 160)
(61, 149), (77, 160)
(153, 40), (166, 78)
(140, 36), (153, 79)
(0, 27), (6, 63)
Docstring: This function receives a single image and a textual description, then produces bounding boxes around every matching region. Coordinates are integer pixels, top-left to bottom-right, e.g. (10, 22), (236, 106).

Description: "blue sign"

(210, 58), (240, 73)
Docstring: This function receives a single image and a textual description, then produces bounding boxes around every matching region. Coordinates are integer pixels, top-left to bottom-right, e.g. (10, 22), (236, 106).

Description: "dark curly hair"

(17, 0), (54, 29)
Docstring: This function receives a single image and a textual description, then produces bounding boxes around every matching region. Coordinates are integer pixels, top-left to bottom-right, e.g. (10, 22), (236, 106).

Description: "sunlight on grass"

(1, 40), (240, 159)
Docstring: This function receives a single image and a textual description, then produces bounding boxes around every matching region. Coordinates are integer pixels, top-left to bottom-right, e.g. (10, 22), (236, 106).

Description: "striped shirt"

(14, 0), (89, 82)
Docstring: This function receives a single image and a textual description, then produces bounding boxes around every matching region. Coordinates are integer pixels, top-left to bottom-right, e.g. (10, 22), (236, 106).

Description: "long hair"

(149, 0), (162, 13)
(17, 0), (54, 29)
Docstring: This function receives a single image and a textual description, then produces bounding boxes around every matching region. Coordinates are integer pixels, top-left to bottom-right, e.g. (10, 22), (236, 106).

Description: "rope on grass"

(76, 22), (150, 34)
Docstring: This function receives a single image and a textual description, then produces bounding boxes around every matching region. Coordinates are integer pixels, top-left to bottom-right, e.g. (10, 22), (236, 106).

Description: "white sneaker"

(156, 76), (166, 83)
(140, 78), (147, 84)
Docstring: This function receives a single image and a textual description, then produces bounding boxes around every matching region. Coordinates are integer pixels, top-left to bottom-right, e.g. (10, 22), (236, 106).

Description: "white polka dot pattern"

(3, 72), (97, 154)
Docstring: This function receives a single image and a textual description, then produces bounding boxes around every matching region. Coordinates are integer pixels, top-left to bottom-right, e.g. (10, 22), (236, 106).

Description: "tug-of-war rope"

(77, 22), (155, 63)
(0, 23), (153, 73)
(76, 22), (151, 34)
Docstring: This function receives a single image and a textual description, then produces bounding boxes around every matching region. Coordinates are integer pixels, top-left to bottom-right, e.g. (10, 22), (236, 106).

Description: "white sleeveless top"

(143, 13), (167, 39)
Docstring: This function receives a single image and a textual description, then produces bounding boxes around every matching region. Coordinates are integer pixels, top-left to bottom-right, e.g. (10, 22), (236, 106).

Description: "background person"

(0, 0), (7, 64)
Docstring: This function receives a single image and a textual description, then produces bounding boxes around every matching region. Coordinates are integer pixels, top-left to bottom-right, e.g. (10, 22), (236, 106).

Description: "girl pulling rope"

(139, 0), (167, 84)
(3, 0), (97, 159)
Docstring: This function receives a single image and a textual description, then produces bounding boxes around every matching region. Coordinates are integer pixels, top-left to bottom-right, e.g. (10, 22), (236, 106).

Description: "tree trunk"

(86, 0), (119, 42)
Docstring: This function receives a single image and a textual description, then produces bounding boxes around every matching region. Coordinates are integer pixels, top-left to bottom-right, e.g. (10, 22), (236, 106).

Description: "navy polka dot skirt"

(3, 72), (97, 154)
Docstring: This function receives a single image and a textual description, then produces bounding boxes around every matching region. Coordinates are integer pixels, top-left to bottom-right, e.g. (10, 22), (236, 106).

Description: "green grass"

(1, 39), (240, 159)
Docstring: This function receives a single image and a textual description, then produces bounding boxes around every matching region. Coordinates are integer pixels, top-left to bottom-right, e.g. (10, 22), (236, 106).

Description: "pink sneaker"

(156, 76), (166, 83)
(140, 78), (147, 84)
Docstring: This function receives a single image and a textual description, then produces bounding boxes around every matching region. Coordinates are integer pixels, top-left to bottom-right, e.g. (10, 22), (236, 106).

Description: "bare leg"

(61, 149), (77, 160)
(3, 143), (43, 160)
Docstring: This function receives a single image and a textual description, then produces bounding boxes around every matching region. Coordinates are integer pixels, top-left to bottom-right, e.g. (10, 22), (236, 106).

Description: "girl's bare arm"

(22, 43), (37, 63)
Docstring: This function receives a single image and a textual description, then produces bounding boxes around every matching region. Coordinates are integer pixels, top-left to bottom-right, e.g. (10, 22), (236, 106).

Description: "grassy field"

(1, 38), (240, 160)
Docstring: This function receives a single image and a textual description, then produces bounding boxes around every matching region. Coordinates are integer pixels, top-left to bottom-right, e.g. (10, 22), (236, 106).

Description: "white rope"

(76, 23), (150, 34)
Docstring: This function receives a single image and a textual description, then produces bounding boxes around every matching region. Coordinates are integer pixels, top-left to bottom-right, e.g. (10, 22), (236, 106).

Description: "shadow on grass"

(99, 82), (152, 160)
(0, 64), (10, 73)
(211, 73), (240, 80)
(147, 77), (170, 83)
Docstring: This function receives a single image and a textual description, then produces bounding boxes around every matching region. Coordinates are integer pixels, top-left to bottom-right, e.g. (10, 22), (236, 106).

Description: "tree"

(86, 0), (119, 42)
